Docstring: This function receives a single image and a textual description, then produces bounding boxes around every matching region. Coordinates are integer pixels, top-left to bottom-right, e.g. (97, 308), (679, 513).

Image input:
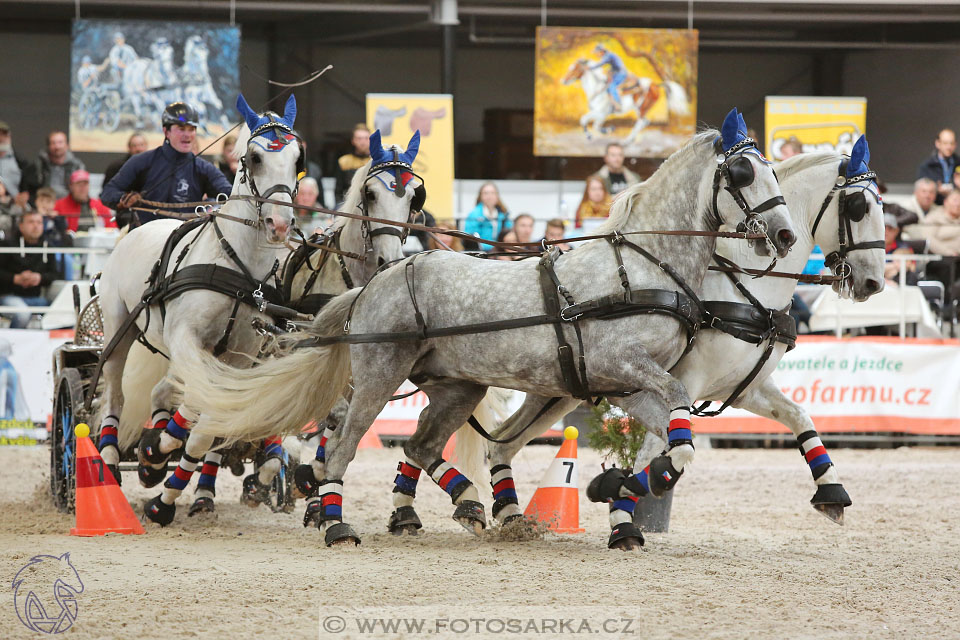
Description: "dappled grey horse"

(174, 108), (796, 548)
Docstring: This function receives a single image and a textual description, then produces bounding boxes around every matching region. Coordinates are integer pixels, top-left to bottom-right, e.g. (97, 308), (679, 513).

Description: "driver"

(589, 42), (628, 110)
(101, 101), (233, 227)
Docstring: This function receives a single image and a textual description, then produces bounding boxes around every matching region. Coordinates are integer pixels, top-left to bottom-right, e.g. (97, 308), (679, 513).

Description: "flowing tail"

(453, 387), (515, 489)
(174, 290), (359, 446)
(663, 81), (690, 117)
(116, 342), (171, 450)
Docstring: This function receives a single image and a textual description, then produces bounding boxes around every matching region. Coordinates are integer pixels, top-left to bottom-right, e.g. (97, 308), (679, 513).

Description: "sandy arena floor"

(0, 444), (958, 639)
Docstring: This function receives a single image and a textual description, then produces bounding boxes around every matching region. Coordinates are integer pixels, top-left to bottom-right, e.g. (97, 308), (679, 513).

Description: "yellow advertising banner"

(765, 96), (867, 161)
(534, 26), (698, 158)
(366, 93), (454, 221)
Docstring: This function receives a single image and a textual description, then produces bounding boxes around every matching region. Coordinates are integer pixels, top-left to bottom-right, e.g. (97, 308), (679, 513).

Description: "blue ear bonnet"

(369, 129), (421, 183)
(236, 93), (298, 145)
(846, 135), (871, 178)
(718, 108), (750, 153)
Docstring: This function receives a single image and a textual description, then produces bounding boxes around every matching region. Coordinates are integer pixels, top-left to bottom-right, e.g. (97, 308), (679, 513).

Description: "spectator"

(883, 213), (918, 285)
(334, 124), (370, 206)
(301, 139), (326, 207)
(101, 102), (232, 227)
(594, 142), (639, 197)
(27, 130), (85, 201)
(916, 129), (959, 204)
(575, 176), (612, 228)
(497, 229), (520, 261)
(103, 132), (148, 187)
(463, 181), (510, 251)
(407, 208), (436, 253)
(217, 134), (239, 185)
(779, 137), (803, 159)
(513, 213), (534, 244)
(427, 219), (463, 252)
(295, 177), (331, 232)
(922, 189), (960, 256)
(0, 211), (63, 328)
(900, 178), (941, 240)
(55, 170), (114, 232)
(543, 218), (572, 252)
(0, 120), (32, 204)
(0, 175), (20, 237)
(34, 187), (65, 242)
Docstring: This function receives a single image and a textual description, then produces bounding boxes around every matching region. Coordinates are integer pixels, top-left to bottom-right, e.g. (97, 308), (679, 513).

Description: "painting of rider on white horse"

(534, 26), (697, 158)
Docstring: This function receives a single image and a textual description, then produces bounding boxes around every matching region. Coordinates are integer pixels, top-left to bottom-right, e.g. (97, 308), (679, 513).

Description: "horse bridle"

(238, 115), (305, 223)
(810, 159), (884, 282)
(711, 137), (786, 240)
(357, 148), (427, 251)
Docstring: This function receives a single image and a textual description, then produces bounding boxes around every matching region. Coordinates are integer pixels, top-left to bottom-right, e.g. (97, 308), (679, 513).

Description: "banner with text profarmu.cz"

(696, 337), (960, 435)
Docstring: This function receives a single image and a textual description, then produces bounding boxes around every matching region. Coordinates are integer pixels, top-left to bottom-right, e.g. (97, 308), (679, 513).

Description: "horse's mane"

(774, 151), (841, 180)
(595, 129), (718, 235)
(333, 159), (373, 231)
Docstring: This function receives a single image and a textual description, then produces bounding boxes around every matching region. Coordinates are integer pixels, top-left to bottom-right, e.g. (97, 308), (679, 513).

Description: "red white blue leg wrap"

(393, 460), (422, 497)
(427, 459), (471, 503)
(797, 430), (833, 480)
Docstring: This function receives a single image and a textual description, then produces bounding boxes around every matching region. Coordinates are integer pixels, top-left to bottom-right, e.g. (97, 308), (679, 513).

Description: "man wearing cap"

(54, 170), (114, 232)
(27, 130), (85, 201)
(100, 101), (232, 227)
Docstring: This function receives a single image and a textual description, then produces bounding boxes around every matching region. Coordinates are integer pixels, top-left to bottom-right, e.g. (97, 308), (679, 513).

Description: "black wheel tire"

(50, 368), (85, 513)
(269, 453), (295, 513)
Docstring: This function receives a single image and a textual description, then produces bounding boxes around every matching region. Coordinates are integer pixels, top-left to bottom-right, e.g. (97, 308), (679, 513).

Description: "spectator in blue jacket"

(463, 182), (510, 251)
(101, 102), (232, 227)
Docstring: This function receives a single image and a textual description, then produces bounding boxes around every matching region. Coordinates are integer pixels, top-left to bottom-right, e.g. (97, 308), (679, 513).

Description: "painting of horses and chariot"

(534, 26), (698, 158)
(69, 19), (240, 153)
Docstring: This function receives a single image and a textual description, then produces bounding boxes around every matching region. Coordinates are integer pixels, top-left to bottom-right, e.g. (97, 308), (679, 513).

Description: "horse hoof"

(241, 473), (270, 508)
(607, 523), (644, 551)
(587, 467), (626, 503)
(293, 463), (319, 498)
(138, 428), (174, 465)
(324, 522), (361, 547)
(388, 506), (423, 536)
(648, 455), (683, 497)
(137, 463), (166, 488)
(106, 463), (122, 487)
(813, 503), (845, 525)
(453, 500), (486, 536)
(143, 495), (176, 527)
(188, 496), (216, 518)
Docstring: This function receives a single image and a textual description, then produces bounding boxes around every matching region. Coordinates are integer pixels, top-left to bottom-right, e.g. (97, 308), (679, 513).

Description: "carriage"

(48, 283), (296, 514)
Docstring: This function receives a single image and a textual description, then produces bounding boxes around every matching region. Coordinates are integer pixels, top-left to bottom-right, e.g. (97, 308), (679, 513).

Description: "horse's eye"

(251, 154), (262, 165)
(364, 188), (376, 202)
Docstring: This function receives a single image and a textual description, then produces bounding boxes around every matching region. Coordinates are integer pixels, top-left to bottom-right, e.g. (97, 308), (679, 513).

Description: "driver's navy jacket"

(101, 139), (233, 223)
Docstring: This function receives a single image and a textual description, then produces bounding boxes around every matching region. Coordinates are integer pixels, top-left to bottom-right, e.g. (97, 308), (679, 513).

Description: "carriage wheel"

(77, 92), (97, 129)
(269, 452), (296, 513)
(103, 93), (121, 132)
(50, 368), (85, 513)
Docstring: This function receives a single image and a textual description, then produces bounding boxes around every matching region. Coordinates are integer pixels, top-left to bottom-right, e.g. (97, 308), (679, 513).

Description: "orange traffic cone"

(70, 424), (145, 536)
(523, 426), (585, 533)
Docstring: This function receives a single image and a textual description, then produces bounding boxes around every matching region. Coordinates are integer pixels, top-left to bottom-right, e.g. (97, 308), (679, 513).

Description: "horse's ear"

(720, 108), (739, 150)
(737, 111), (748, 137)
(236, 94), (258, 130)
(369, 129), (384, 160)
(402, 130), (421, 164)
(848, 135), (868, 176)
(283, 94), (297, 127)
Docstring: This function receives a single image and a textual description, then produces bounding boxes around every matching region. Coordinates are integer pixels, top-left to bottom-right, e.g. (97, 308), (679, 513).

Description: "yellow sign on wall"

(366, 93), (454, 221)
(765, 96), (867, 161)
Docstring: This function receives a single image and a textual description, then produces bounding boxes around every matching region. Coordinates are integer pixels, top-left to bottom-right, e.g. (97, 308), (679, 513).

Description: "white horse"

(121, 39), (178, 127)
(561, 58), (690, 145)
(173, 109), (797, 549)
(94, 94), (301, 524)
(472, 137), (885, 540)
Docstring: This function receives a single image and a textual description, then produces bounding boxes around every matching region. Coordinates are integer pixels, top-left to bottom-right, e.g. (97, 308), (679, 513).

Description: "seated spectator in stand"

(513, 213), (534, 245)
(295, 177), (329, 232)
(496, 229), (520, 261)
(779, 136), (803, 159)
(0, 120), (32, 210)
(463, 181), (510, 251)
(217, 134), (239, 185)
(921, 189), (960, 256)
(26, 130), (85, 201)
(575, 176), (612, 228)
(34, 187), (72, 276)
(595, 142), (639, 196)
(543, 218), (572, 252)
(427, 219), (463, 252)
(916, 129), (959, 204)
(0, 175), (20, 238)
(334, 123), (370, 206)
(883, 213), (918, 285)
(0, 211), (63, 328)
(900, 178), (941, 240)
(301, 139), (325, 207)
(54, 170), (115, 232)
(103, 132), (148, 187)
